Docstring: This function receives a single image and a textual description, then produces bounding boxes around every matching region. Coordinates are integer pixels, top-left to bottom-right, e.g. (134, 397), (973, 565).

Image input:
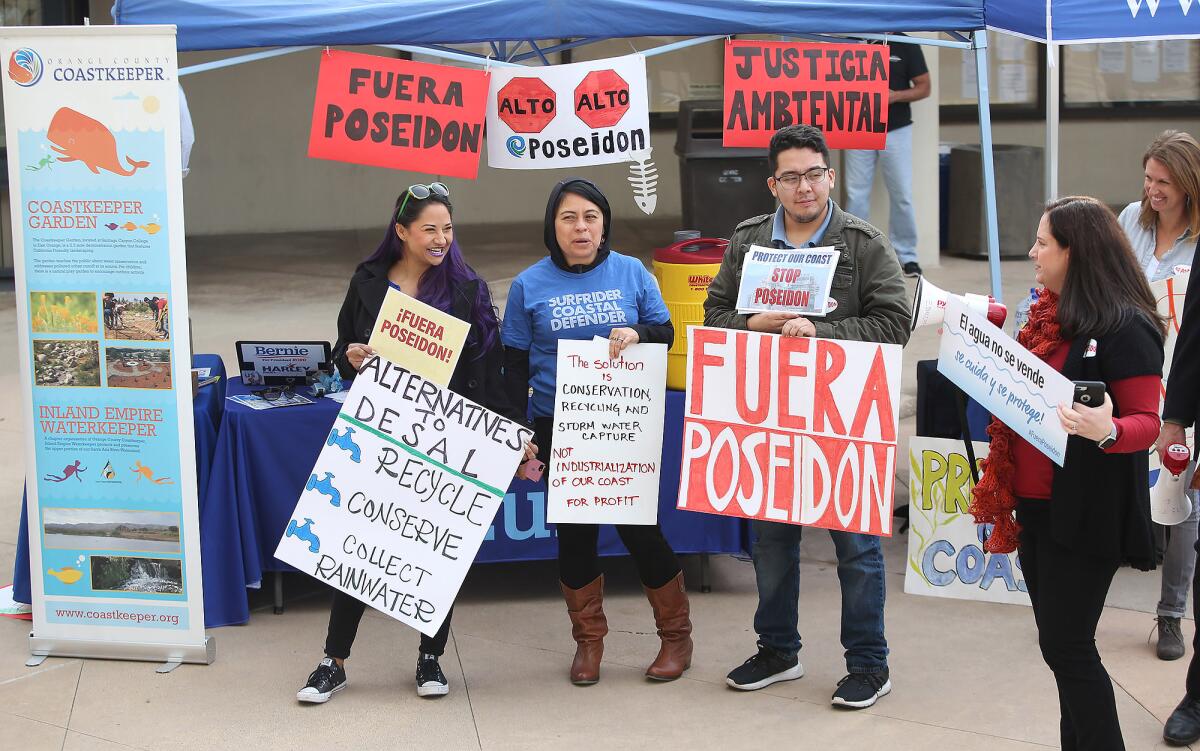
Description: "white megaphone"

(910, 276), (1007, 332)
(1151, 442), (1194, 526)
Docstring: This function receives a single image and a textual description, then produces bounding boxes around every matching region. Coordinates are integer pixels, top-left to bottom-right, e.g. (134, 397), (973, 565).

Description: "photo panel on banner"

(679, 326), (902, 536)
(2, 26), (210, 663)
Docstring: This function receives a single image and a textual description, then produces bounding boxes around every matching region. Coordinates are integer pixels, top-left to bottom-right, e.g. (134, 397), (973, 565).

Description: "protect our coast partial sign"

(679, 327), (902, 535)
(308, 50), (489, 179)
(723, 40), (889, 149)
(735, 245), (838, 317)
(486, 54), (650, 169)
(547, 339), (667, 525)
(275, 356), (531, 636)
(2, 26), (211, 663)
(937, 296), (1073, 466)
(904, 438), (1028, 606)
(367, 287), (468, 387)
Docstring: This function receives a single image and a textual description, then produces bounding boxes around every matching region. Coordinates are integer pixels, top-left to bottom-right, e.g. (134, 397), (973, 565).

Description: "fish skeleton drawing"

(47, 107), (150, 176)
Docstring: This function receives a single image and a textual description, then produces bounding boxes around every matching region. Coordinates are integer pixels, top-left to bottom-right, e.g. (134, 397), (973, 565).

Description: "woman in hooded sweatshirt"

(502, 178), (692, 685)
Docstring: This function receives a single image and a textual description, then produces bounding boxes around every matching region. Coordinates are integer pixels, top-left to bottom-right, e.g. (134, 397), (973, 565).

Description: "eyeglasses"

(774, 168), (831, 189)
(396, 182), (449, 221)
(251, 384), (294, 402)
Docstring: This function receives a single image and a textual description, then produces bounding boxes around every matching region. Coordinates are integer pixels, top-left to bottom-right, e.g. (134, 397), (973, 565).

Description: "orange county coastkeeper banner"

(274, 355), (532, 637)
(308, 50), (489, 179)
(723, 40), (889, 150)
(2, 26), (211, 664)
(904, 437), (1029, 606)
(367, 287), (468, 387)
(486, 54), (650, 169)
(679, 327), (902, 535)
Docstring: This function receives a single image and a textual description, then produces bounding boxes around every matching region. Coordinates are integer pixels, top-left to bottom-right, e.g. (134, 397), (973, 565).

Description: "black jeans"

(534, 417), (681, 590)
(324, 591), (451, 659)
(1017, 501), (1124, 751)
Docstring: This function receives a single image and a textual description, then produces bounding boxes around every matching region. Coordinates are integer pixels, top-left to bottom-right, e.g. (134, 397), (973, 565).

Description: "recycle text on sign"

(574, 69), (630, 128)
(496, 77), (556, 133)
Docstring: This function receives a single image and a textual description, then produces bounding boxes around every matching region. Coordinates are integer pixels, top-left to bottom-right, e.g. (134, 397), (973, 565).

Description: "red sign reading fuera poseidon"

(308, 50), (489, 179)
(679, 327), (902, 536)
(723, 40), (890, 150)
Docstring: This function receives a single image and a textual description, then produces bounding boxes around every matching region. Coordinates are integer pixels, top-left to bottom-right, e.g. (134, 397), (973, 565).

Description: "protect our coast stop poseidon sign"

(275, 356), (532, 636)
(2, 26), (211, 664)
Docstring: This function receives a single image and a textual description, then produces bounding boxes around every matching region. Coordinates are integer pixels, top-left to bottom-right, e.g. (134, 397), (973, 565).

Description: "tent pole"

(1045, 43), (1060, 202)
(973, 30), (1004, 304)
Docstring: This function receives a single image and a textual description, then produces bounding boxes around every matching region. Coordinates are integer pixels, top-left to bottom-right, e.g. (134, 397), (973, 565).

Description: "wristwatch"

(1097, 423), (1119, 450)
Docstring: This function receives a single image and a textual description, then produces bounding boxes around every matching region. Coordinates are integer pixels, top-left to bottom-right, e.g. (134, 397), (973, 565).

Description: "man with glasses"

(703, 124), (910, 709)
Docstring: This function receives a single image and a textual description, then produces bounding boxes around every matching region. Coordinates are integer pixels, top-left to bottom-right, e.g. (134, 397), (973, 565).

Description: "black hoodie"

(503, 178), (674, 420)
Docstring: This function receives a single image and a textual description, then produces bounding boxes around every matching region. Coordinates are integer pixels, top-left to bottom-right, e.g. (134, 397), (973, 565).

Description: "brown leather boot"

(643, 571), (693, 681)
(560, 575), (607, 685)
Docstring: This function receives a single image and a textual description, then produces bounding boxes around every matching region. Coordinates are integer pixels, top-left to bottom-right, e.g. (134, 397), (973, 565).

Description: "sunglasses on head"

(396, 182), (449, 221)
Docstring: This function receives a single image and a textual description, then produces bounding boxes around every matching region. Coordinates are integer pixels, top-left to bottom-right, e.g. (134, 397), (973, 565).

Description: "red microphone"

(1165, 443), (1191, 476)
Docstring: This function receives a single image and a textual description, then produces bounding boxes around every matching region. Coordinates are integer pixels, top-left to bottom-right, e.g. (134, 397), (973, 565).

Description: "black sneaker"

(297, 657), (346, 703)
(725, 645), (804, 691)
(416, 652), (449, 697)
(902, 261), (922, 278)
(1157, 616), (1186, 661)
(831, 669), (891, 709)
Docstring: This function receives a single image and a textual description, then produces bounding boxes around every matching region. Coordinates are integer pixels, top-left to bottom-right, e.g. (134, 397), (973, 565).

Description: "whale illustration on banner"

(47, 107), (150, 176)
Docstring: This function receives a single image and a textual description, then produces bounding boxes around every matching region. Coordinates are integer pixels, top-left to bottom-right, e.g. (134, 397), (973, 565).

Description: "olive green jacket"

(703, 202), (911, 345)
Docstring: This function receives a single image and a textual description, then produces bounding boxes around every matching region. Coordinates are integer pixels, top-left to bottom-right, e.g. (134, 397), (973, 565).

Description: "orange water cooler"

(652, 234), (728, 391)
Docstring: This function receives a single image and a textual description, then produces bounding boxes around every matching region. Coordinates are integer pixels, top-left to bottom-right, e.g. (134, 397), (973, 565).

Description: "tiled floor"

(0, 222), (1191, 749)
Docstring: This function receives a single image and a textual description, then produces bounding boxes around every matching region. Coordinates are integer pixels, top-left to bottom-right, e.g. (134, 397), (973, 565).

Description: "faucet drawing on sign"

(326, 426), (361, 463)
(44, 460), (86, 482)
(46, 107), (150, 176)
(286, 518), (321, 553)
(131, 461), (174, 485)
(306, 472), (341, 507)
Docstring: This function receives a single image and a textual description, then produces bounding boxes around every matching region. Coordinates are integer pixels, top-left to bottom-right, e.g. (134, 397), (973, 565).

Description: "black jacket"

(1046, 312), (1164, 570)
(1164, 244), (1200, 429)
(331, 258), (520, 421)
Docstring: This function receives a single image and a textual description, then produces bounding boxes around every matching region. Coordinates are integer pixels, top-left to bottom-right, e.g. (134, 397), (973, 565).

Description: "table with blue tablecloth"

(12, 354), (229, 610)
(203, 376), (748, 627)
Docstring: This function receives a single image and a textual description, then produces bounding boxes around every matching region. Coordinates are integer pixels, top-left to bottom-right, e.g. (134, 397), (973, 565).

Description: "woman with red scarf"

(971, 196), (1164, 750)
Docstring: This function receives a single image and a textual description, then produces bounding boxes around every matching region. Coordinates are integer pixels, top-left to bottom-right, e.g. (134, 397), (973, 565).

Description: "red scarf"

(969, 290), (1061, 553)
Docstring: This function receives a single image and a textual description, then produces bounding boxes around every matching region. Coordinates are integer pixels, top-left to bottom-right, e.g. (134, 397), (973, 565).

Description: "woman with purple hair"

(298, 182), (534, 704)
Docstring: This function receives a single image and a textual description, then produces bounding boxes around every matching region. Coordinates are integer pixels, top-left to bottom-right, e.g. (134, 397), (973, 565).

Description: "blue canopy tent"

(985, 0), (1200, 200)
(112, 0), (1010, 298)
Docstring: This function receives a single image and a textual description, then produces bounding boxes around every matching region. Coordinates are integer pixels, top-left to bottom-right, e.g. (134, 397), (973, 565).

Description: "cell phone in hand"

(1072, 380), (1106, 406)
(520, 459), (545, 482)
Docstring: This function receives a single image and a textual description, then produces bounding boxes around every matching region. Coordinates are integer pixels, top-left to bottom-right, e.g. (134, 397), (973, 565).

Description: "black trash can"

(675, 100), (776, 239)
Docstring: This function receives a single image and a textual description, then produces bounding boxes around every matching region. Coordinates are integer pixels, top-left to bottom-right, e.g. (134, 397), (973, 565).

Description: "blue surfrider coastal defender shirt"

(502, 251), (671, 419)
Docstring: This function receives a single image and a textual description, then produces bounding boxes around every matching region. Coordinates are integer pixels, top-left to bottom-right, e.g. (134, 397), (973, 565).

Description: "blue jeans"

(750, 519), (889, 674)
(843, 124), (918, 265)
(1159, 488), (1200, 618)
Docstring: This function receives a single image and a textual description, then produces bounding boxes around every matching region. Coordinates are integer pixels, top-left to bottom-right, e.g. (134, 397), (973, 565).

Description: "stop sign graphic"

(496, 77), (556, 133)
(574, 69), (630, 129)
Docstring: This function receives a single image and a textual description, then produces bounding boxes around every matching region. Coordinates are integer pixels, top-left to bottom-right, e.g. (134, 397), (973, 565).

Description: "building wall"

(942, 118), (1200, 208)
